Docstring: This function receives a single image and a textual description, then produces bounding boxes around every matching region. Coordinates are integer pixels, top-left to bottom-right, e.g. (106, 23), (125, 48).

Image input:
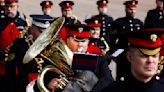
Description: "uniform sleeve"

(92, 56), (114, 92)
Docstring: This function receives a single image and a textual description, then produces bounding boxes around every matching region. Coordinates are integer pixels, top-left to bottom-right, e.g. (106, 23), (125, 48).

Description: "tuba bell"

(23, 17), (65, 64)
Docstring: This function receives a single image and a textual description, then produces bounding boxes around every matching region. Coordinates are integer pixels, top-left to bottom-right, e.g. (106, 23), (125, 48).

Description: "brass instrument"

(23, 17), (65, 64)
(19, 14), (31, 38)
(24, 17), (75, 92)
(37, 65), (69, 92)
(71, 15), (78, 24)
(36, 39), (74, 91)
(100, 37), (110, 55)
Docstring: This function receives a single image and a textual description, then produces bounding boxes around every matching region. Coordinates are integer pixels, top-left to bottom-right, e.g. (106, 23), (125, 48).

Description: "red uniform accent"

(160, 34), (164, 56)
(4, 0), (18, 2)
(66, 24), (93, 39)
(68, 30), (90, 38)
(28, 73), (38, 82)
(0, 22), (20, 51)
(123, 0), (138, 8)
(126, 4), (137, 8)
(87, 43), (102, 55)
(128, 37), (162, 48)
(85, 18), (102, 27)
(0, 22), (19, 75)
(59, 1), (74, 9)
(40, 0), (53, 8)
(59, 26), (67, 42)
(97, 0), (108, 7)
(0, 63), (6, 75)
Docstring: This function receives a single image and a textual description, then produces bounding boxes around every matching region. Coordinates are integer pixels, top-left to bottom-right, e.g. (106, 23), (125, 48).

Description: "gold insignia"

(132, 1), (135, 5)
(46, 2), (49, 5)
(95, 20), (99, 24)
(66, 3), (69, 6)
(103, 0), (106, 4)
(78, 27), (83, 33)
(150, 34), (157, 42)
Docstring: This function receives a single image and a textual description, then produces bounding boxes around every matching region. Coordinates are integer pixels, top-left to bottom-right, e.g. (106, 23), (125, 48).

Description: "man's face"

(156, 0), (163, 9)
(66, 36), (89, 53)
(90, 27), (100, 38)
(62, 8), (72, 18)
(5, 3), (18, 18)
(43, 8), (51, 15)
(126, 7), (136, 17)
(126, 48), (160, 79)
(98, 6), (107, 14)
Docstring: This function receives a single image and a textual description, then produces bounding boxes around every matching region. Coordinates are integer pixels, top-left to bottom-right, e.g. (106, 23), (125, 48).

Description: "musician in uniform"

(85, 18), (110, 55)
(144, 0), (164, 78)
(110, 0), (144, 81)
(30, 24), (113, 92)
(5, 14), (54, 92)
(0, 0), (27, 91)
(102, 28), (164, 92)
(58, 0), (81, 42)
(40, 0), (53, 16)
(144, 0), (164, 28)
(92, 0), (113, 47)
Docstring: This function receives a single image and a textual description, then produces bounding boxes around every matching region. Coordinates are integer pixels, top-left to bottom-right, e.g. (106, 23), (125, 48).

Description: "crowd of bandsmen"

(0, 0), (164, 92)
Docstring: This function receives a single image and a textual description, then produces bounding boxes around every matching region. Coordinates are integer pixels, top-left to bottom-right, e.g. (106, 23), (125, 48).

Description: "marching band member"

(58, 0), (81, 42)
(5, 14), (54, 92)
(92, 0), (113, 46)
(85, 17), (110, 55)
(40, 0), (53, 16)
(0, 0), (27, 91)
(32, 24), (113, 92)
(111, 0), (144, 81)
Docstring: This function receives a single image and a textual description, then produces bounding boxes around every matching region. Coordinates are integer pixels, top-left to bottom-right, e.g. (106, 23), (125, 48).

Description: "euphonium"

(23, 17), (74, 92)
(36, 39), (74, 92)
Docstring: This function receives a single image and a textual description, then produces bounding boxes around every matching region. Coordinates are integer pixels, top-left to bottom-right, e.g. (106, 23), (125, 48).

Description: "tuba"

(23, 17), (65, 64)
(24, 17), (74, 92)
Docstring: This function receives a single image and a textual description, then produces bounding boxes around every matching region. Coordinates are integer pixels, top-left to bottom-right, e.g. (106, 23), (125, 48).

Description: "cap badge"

(95, 20), (99, 24)
(46, 2), (49, 5)
(66, 3), (69, 6)
(103, 1), (106, 4)
(78, 27), (83, 33)
(132, 1), (135, 5)
(150, 34), (157, 42)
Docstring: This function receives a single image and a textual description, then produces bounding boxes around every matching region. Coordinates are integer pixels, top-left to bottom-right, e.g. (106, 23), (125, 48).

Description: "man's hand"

(47, 78), (59, 91)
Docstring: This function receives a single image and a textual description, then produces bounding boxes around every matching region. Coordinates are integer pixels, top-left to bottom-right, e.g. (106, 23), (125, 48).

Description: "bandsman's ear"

(126, 51), (132, 63)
